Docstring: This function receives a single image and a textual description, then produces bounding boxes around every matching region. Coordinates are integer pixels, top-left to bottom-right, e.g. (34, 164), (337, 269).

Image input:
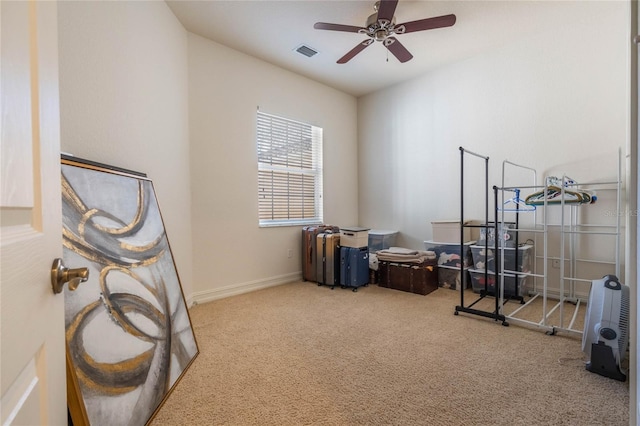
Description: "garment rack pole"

(498, 160), (538, 312)
(455, 147), (507, 325)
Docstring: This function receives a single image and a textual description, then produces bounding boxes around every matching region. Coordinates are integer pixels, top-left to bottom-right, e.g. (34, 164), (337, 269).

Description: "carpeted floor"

(150, 282), (629, 425)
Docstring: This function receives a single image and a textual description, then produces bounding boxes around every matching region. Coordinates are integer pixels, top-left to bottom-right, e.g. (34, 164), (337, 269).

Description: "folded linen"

(384, 247), (419, 255)
(376, 248), (436, 264)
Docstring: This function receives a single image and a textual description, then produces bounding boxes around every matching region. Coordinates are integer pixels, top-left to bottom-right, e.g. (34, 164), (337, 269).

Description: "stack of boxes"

(366, 230), (397, 285)
(469, 243), (533, 297)
(339, 227), (370, 290)
(468, 222), (531, 298)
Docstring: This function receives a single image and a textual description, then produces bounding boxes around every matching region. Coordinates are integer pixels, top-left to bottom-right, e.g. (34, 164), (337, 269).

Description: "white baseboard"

(189, 271), (302, 307)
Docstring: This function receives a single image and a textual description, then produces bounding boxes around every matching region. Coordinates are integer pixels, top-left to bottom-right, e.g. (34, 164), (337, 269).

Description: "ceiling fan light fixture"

(366, 12), (378, 29)
(378, 19), (392, 28)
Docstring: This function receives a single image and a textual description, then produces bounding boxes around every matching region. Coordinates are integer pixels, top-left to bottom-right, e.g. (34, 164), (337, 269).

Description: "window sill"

(259, 220), (322, 228)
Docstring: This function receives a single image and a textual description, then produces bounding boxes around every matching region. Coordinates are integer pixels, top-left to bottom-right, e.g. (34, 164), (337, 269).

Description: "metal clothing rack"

(494, 151), (622, 337)
(552, 163), (622, 336)
(455, 148), (623, 336)
(495, 161), (553, 333)
(454, 147), (508, 325)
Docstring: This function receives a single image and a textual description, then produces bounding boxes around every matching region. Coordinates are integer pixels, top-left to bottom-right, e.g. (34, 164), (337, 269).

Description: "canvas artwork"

(61, 157), (198, 426)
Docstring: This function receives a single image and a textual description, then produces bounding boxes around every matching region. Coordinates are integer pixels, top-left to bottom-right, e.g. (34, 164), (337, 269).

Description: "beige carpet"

(150, 282), (629, 426)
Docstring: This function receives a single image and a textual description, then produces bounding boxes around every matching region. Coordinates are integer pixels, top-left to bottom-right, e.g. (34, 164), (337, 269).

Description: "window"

(257, 111), (323, 227)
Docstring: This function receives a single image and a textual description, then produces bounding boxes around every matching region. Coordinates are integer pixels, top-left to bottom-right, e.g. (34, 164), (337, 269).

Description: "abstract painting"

(61, 157), (198, 426)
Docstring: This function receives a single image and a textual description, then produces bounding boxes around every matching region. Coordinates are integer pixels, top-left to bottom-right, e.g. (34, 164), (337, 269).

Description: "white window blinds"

(257, 111), (323, 226)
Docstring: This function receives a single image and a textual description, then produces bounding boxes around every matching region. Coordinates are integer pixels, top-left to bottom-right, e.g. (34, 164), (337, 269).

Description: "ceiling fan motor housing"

(365, 12), (397, 41)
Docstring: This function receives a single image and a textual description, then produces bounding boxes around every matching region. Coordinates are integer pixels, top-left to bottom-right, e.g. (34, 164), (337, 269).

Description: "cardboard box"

(431, 220), (471, 243)
(340, 227), (369, 248)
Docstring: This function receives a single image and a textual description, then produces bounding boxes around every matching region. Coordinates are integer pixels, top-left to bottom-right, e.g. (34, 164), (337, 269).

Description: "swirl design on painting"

(61, 167), (197, 426)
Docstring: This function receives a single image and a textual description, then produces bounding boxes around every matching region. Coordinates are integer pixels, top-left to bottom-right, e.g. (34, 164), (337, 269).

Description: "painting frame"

(61, 155), (199, 426)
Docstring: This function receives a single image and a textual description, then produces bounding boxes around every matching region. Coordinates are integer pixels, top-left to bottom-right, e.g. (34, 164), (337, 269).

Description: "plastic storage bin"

(424, 240), (474, 291)
(368, 230), (398, 253)
(431, 220), (471, 244)
(469, 269), (527, 297)
(438, 268), (470, 291)
(478, 222), (516, 248)
(340, 227), (369, 248)
(424, 241), (474, 268)
(431, 220), (472, 243)
(470, 244), (532, 272)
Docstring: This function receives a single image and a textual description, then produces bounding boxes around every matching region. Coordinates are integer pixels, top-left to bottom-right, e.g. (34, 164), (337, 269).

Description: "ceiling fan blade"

(337, 39), (373, 64)
(396, 14), (456, 34)
(314, 22), (365, 33)
(376, 0), (399, 23)
(384, 37), (413, 63)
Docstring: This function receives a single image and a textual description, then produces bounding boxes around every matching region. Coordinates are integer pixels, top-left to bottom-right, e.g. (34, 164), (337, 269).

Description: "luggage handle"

(321, 234), (326, 284)
(306, 233), (314, 263)
(343, 232), (355, 237)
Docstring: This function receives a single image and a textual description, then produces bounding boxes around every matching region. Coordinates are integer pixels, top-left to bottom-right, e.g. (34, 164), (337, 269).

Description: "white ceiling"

(166, 1), (600, 97)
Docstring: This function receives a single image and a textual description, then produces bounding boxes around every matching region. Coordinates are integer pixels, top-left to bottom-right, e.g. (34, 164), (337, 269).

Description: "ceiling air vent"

(295, 44), (318, 58)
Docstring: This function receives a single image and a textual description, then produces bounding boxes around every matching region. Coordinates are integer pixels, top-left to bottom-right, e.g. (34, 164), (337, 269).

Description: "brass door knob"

(51, 258), (89, 294)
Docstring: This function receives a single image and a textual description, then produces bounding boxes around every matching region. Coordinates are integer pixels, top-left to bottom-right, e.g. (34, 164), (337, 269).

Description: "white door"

(0, 1), (67, 425)
(636, 3), (640, 423)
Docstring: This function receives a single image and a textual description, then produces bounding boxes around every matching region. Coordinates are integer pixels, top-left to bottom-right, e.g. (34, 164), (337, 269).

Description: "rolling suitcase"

(340, 247), (369, 291)
(302, 225), (339, 282)
(316, 232), (340, 289)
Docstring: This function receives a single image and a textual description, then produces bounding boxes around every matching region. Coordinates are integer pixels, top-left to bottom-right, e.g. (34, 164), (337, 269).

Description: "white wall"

(187, 33), (358, 302)
(358, 2), (628, 251)
(57, 1), (193, 297)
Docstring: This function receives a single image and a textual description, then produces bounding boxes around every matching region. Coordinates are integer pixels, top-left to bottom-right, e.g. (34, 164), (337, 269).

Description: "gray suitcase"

(302, 225), (339, 282)
(316, 232), (340, 289)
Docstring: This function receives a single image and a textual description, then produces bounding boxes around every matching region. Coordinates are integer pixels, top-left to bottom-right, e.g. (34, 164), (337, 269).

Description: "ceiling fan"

(314, 0), (456, 64)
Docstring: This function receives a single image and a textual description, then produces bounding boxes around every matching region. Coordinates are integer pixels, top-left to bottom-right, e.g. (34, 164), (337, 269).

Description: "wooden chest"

(378, 260), (438, 295)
